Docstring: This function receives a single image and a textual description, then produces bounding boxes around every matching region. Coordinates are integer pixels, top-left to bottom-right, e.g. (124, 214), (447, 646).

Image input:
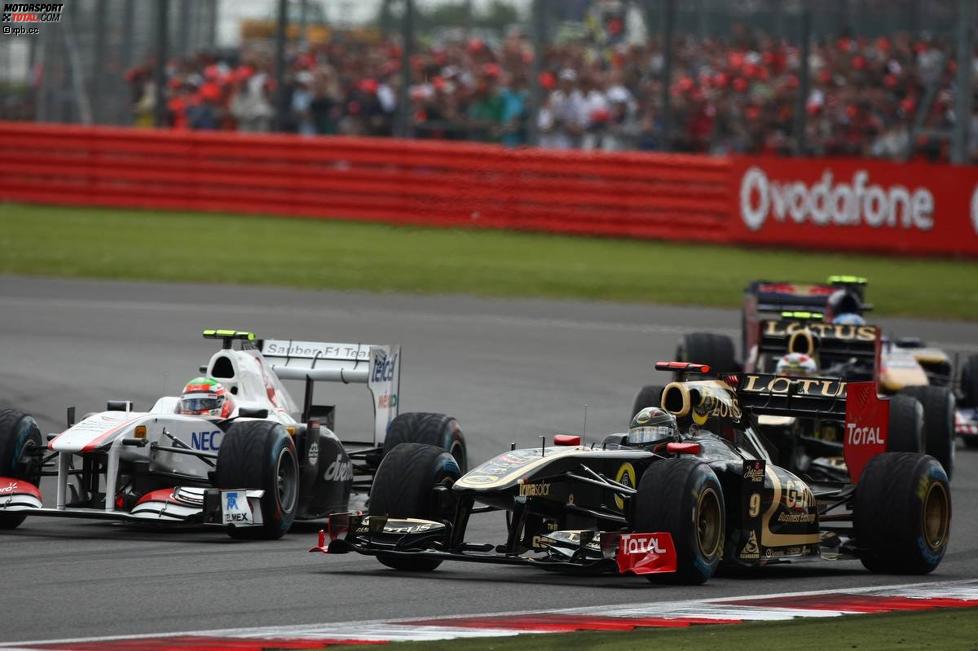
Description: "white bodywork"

(258, 339), (401, 445)
(33, 337), (400, 520)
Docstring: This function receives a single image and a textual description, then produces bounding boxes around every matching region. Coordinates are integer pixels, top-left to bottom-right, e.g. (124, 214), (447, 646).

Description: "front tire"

(633, 457), (724, 584)
(369, 442), (461, 571)
(899, 386), (956, 479)
(383, 412), (466, 473)
(855, 452), (950, 574)
(216, 421), (299, 540)
(0, 409), (43, 530)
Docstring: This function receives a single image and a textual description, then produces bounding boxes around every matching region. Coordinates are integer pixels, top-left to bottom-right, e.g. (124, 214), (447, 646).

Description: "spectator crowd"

(125, 22), (973, 161)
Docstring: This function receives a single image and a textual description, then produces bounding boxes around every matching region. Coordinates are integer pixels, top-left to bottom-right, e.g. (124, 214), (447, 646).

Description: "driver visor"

(180, 394), (222, 413)
(627, 426), (674, 445)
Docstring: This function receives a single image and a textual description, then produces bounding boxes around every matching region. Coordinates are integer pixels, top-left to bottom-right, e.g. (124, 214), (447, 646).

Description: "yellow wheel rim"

(922, 480), (950, 552)
(696, 487), (722, 559)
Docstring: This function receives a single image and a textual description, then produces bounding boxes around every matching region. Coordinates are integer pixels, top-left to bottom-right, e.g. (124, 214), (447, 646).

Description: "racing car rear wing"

(736, 373), (848, 420)
(757, 319), (881, 372)
(735, 373), (889, 482)
(745, 278), (873, 317)
(261, 340), (374, 382)
(259, 339), (400, 445)
(746, 280), (837, 316)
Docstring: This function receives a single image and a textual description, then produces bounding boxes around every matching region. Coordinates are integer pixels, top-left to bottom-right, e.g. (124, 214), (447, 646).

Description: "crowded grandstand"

(115, 3), (969, 161)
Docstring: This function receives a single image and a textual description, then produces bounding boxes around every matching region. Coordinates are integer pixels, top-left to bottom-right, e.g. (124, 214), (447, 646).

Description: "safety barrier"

(0, 122), (975, 256)
(0, 122), (729, 242)
(729, 156), (978, 257)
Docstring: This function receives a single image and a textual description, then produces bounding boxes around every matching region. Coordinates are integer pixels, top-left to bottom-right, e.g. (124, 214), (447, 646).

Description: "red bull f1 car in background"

(0, 329), (465, 539)
(312, 362), (950, 584)
(669, 276), (971, 476)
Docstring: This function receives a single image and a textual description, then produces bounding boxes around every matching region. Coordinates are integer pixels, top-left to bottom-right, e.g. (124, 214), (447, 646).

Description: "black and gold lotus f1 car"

(312, 363), (950, 584)
(671, 276), (970, 477)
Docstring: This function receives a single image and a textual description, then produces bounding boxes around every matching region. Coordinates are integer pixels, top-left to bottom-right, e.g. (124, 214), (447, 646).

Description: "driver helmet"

(826, 289), (862, 320)
(628, 407), (678, 445)
(775, 352), (817, 377)
(832, 312), (866, 325)
(178, 377), (234, 418)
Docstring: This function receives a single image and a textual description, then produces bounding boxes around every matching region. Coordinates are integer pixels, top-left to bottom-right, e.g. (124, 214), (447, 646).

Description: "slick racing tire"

(676, 333), (738, 375)
(216, 420), (298, 540)
(633, 457), (724, 585)
(369, 442), (461, 572)
(383, 412), (467, 473)
(630, 385), (664, 421)
(886, 394), (924, 454)
(960, 354), (978, 407)
(855, 452), (950, 574)
(899, 386), (956, 480)
(0, 409), (43, 530)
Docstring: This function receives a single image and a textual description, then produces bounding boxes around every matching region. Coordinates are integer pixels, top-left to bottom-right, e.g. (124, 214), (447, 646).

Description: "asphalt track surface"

(1, 276), (976, 644)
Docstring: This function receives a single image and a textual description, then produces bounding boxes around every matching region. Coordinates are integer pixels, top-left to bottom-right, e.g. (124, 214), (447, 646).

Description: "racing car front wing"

(0, 477), (266, 528)
(309, 511), (678, 577)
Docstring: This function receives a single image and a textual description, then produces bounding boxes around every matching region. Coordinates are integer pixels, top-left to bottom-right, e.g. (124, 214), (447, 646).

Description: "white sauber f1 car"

(0, 329), (466, 539)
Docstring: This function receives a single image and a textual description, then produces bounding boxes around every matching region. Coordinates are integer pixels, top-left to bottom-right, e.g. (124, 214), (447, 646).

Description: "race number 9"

(749, 493), (761, 517)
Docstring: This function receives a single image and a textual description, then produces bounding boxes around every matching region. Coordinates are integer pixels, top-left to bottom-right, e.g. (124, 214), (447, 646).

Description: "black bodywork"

(317, 372), (872, 573)
(743, 278), (953, 387)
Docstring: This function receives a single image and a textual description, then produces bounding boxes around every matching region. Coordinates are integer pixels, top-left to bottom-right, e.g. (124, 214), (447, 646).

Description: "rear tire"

(630, 385), (664, 421)
(384, 412), (466, 473)
(369, 442), (461, 571)
(886, 395), (923, 454)
(633, 457), (724, 584)
(216, 421), (298, 540)
(899, 386), (956, 479)
(676, 333), (738, 374)
(855, 452), (950, 574)
(0, 409), (43, 530)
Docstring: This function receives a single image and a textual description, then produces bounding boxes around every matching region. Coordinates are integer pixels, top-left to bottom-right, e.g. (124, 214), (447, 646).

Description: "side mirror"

(237, 407), (269, 419)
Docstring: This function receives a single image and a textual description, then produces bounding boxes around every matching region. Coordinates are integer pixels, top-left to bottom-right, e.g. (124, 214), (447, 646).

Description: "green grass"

(2, 203), (976, 320)
(332, 608), (978, 650)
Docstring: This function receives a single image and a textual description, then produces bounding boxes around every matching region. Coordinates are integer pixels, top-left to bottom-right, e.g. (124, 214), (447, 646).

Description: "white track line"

(6, 578), (977, 648)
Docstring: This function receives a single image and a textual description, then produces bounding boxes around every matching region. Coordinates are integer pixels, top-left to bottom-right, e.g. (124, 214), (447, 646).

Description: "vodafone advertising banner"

(730, 157), (978, 256)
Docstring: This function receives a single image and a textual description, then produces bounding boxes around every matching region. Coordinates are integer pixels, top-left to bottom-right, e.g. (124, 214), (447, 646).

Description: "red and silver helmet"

(178, 377), (234, 418)
(775, 352), (817, 378)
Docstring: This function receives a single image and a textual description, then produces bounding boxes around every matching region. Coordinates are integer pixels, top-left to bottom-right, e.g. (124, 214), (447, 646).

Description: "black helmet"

(628, 407), (678, 445)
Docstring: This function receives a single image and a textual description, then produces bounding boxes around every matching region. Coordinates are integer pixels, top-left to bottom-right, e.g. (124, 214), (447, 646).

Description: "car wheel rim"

(276, 448), (298, 513)
(922, 480), (949, 552)
(696, 487), (722, 559)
